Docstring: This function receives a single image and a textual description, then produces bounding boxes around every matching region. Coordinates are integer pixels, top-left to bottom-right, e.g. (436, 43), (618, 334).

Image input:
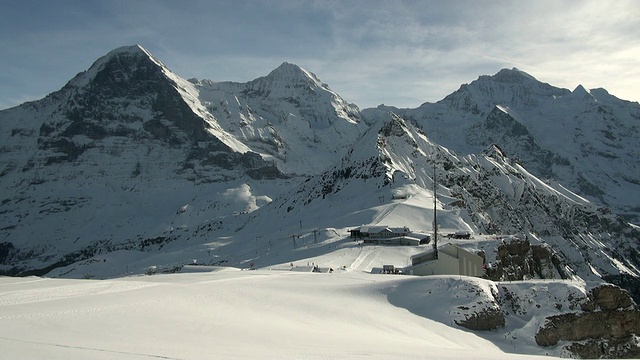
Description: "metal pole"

(433, 162), (438, 260)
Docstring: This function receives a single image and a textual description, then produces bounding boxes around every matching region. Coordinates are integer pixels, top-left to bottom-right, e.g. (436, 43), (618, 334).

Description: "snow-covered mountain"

(256, 113), (640, 284)
(2, 44), (640, 358)
(364, 68), (640, 224)
(0, 45), (369, 274)
(1, 45), (638, 281)
(190, 61), (367, 175)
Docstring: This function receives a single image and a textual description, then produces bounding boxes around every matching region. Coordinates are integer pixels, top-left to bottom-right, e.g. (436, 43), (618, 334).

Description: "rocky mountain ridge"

(266, 113), (640, 284)
(364, 68), (640, 224)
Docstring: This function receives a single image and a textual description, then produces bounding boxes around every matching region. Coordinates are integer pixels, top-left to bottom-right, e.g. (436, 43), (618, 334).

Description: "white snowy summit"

(192, 61), (367, 175)
(1, 45), (640, 359)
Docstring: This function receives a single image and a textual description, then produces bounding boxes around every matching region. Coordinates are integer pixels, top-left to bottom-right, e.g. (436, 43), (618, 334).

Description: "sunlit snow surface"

(0, 271), (568, 360)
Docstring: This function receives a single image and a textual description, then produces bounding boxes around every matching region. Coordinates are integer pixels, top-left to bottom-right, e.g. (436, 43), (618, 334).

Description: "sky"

(1, 0), (639, 110)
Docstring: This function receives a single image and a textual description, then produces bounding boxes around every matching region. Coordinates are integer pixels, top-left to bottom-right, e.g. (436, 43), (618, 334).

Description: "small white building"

(405, 243), (484, 277)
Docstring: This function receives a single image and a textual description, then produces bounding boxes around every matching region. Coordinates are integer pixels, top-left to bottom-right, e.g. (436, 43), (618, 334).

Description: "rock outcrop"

(535, 284), (640, 358)
(455, 308), (505, 331)
(485, 238), (570, 281)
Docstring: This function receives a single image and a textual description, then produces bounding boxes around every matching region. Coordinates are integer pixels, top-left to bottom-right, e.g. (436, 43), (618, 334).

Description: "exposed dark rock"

(535, 284), (640, 358)
(247, 165), (284, 180)
(536, 310), (640, 346)
(567, 335), (640, 359)
(455, 308), (505, 331)
(0, 242), (17, 264)
(380, 116), (407, 137)
(531, 243), (570, 279)
(581, 284), (635, 312)
(466, 106), (562, 179)
(604, 274), (640, 305)
(485, 238), (568, 281)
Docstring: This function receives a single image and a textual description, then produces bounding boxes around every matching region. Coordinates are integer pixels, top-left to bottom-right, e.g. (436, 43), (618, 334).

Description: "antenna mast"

(433, 161), (438, 260)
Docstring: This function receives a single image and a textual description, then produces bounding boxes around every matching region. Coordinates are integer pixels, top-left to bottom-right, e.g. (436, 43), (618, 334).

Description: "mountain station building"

(403, 243), (484, 277)
(349, 225), (430, 246)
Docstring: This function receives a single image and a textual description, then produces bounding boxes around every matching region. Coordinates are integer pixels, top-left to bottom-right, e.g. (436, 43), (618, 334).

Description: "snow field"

(0, 272), (565, 360)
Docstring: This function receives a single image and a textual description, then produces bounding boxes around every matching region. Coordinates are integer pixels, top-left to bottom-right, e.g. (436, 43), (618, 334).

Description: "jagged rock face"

(536, 310), (640, 346)
(485, 238), (569, 281)
(582, 284), (635, 312)
(536, 285), (640, 358)
(63, 48), (207, 143)
(567, 336), (640, 359)
(4, 46), (270, 184)
(604, 274), (640, 304)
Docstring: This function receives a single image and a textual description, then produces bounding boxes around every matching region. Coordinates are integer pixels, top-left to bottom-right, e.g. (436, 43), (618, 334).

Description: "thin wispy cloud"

(1, 0), (638, 110)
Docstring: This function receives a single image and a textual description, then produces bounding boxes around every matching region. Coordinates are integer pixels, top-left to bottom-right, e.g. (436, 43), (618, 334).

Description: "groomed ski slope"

(1, 271), (565, 360)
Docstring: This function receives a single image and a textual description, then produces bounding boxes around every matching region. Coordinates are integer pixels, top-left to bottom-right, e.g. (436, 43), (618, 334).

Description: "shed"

(405, 243), (484, 277)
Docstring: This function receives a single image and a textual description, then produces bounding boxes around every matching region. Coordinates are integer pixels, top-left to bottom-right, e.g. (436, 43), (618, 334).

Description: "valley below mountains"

(1, 45), (640, 358)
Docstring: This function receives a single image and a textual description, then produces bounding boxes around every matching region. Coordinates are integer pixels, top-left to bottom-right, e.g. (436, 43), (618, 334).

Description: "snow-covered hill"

(1, 271), (581, 360)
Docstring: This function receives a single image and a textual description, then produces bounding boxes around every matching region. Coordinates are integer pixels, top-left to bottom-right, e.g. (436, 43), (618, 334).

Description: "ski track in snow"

(0, 336), (185, 360)
(0, 278), (161, 307)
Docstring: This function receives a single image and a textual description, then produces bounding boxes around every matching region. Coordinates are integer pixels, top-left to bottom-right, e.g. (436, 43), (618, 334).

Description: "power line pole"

(313, 229), (318, 244)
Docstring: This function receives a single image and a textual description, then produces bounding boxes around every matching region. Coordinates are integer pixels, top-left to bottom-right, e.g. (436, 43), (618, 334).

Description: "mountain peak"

(439, 67), (569, 112)
(66, 44), (166, 90)
(107, 44), (148, 55)
(101, 44), (165, 69)
(565, 84), (596, 102)
(264, 61), (322, 85)
(492, 67), (538, 83)
(572, 84), (589, 95)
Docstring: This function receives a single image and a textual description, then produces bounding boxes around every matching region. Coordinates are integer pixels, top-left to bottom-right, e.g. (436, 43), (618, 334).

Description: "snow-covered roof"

(359, 225), (410, 234)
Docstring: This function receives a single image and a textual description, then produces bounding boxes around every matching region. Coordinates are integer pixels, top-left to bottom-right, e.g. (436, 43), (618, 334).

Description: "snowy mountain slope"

(1, 45), (270, 184)
(190, 62), (368, 175)
(363, 68), (640, 223)
(0, 45), (364, 276)
(0, 45), (296, 274)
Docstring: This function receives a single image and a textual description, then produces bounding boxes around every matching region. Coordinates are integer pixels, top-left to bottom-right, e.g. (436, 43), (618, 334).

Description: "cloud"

(0, 0), (638, 110)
